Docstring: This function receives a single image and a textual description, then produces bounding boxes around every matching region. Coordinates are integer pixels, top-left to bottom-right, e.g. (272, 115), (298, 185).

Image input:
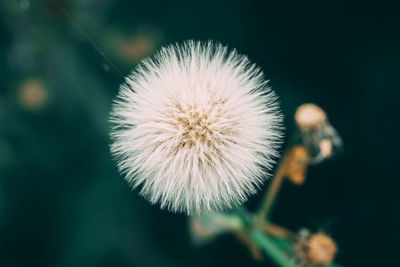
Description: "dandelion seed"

(110, 41), (283, 214)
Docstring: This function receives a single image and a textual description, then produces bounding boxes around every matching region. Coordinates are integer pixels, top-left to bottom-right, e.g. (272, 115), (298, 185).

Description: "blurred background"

(0, 0), (399, 266)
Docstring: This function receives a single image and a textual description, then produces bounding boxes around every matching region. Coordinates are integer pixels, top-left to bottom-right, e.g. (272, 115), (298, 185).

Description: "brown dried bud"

(18, 78), (47, 110)
(285, 146), (310, 185)
(295, 104), (327, 131)
(307, 233), (337, 265)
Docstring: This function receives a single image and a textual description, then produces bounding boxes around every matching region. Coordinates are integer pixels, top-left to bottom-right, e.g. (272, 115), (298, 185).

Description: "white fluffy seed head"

(110, 41), (283, 215)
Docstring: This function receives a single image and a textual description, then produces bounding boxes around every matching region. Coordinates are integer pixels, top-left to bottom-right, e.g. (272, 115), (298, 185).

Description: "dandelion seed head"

(110, 41), (283, 214)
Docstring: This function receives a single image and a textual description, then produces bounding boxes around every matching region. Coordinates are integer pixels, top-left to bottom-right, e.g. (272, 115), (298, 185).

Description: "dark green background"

(0, 0), (399, 266)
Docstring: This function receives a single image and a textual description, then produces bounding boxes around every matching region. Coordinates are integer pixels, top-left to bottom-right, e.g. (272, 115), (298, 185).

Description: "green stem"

(234, 206), (253, 226)
(250, 229), (296, 267)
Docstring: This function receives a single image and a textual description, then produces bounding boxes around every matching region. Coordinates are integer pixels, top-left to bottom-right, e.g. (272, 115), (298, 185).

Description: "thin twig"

(257, 147), (292, 222)
(232, 230), (263, 261)
(261, 222), (292, 238)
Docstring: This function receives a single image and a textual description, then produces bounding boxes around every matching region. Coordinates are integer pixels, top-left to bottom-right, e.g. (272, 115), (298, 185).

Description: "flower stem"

(257, 148), (291, 222)
(250, 229), (297, 267)
(234, 205), (253, 226)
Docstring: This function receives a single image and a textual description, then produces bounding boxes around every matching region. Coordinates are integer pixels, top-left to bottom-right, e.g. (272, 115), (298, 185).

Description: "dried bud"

(284, 146), (309, 185)
(295, 104), (327, 131)
(307, 233), (337, 265)
(119, 34), (156, 63)
(294, 103), (342, 162)
(18, 78), (47, 110)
